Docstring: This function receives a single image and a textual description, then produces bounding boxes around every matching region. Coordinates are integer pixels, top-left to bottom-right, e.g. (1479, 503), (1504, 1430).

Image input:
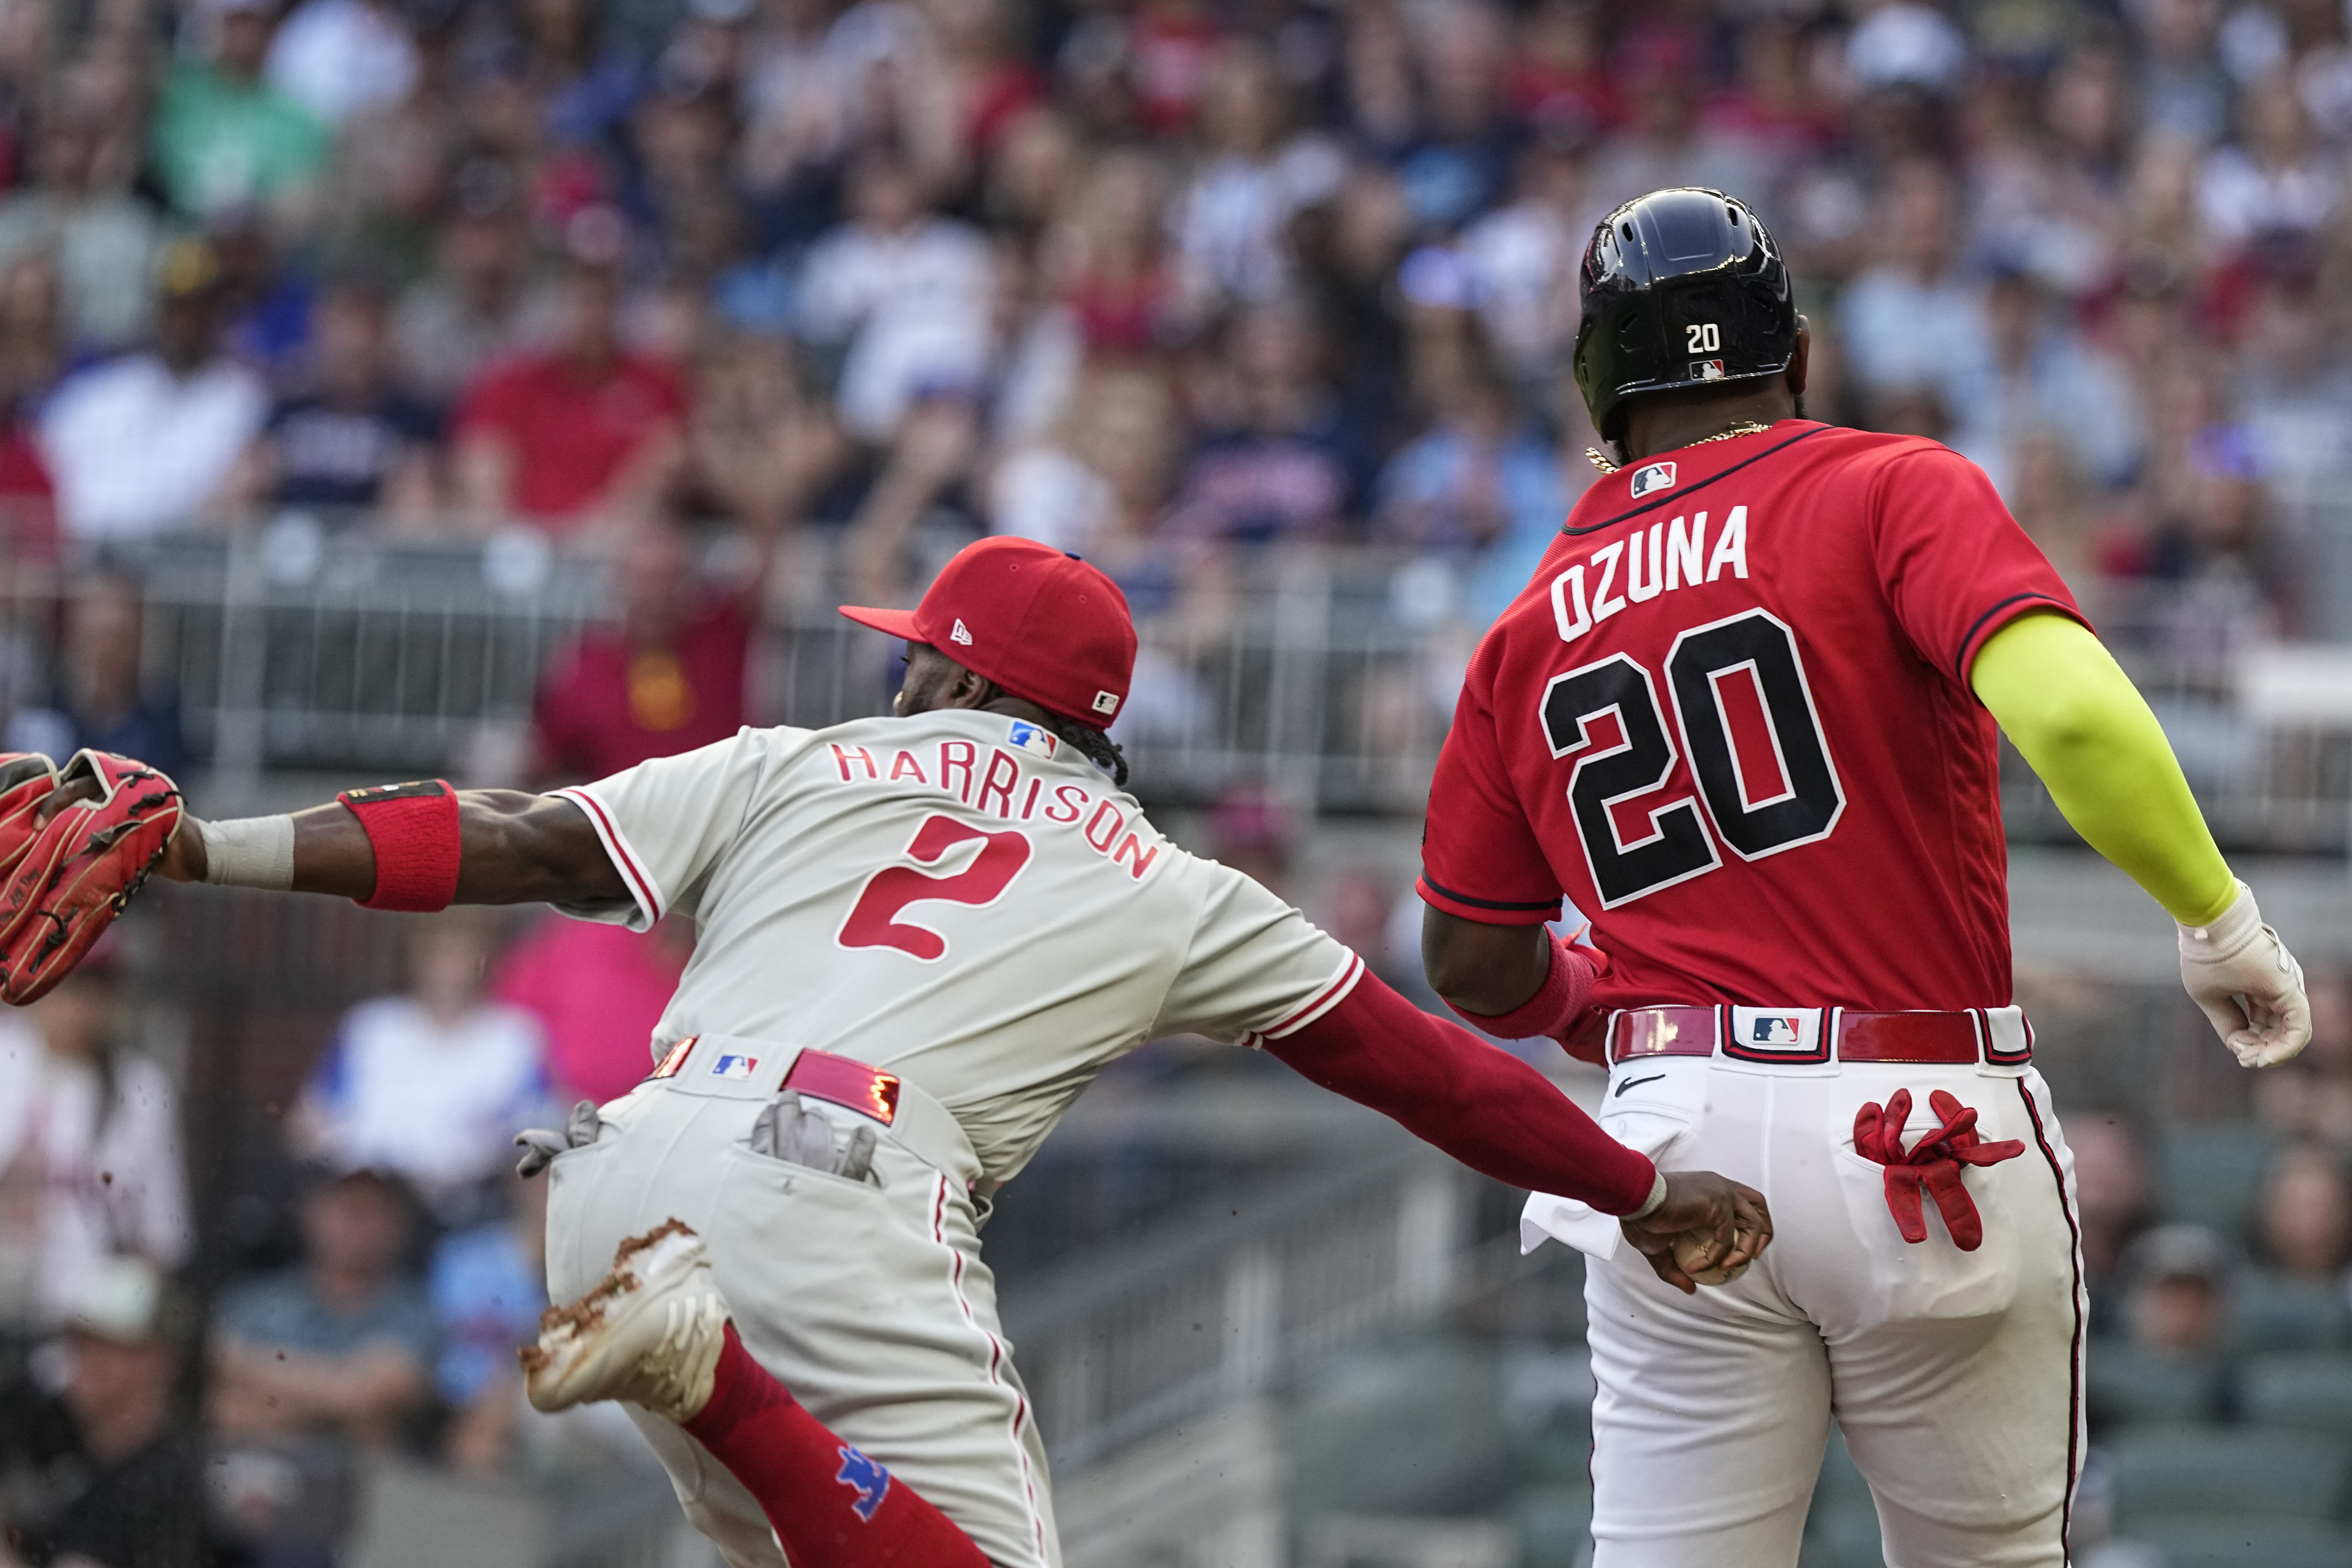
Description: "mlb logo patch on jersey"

(1628, 461), (1677, 499)
(712, 1053), (759, 1080)
(1726, 1007), (1827, 1063)
(1007, 719), (1058, 759)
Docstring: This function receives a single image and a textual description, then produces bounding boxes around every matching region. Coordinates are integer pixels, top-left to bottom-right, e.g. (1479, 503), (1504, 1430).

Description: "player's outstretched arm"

(152, 789), (627, 907)
(1263, 968), (1771, 1292)
(1972, 610), (2309, 1066)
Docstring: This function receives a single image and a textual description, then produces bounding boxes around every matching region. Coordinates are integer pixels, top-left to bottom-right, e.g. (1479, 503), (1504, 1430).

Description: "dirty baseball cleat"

(522, 1219), (730, 1423)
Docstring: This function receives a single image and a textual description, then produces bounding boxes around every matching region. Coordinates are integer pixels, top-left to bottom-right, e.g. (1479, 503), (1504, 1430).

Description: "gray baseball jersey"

(550, 709), (1361, 1185)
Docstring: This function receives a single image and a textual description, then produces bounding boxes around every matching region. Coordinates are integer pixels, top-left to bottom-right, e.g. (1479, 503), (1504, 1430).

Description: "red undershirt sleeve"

(1263, 970), (1656, 1213)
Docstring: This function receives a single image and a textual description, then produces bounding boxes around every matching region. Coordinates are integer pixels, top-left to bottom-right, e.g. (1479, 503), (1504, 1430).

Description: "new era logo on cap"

(836, 537), (1137, 728)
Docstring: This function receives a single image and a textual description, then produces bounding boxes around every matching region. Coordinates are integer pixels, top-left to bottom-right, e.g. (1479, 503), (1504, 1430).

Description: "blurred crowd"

(4, 0), (2352, 1561)
(0, 0), (2342, 654)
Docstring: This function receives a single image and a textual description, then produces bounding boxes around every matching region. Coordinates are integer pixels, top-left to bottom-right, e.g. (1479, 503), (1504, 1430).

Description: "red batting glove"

(1852, 1089), (2025, 1252)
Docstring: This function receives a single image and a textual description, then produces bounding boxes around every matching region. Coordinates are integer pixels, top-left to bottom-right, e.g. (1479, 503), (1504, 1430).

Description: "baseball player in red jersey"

(1418, 189), (2311, 1567)
(89, 535), (1770, 1568)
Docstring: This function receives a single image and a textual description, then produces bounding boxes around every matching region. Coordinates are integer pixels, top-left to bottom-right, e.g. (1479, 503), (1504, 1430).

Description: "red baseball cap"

(839, 537), (1138, 726)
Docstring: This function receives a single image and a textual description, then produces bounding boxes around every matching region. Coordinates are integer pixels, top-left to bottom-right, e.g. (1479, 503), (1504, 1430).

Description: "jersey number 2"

(838, 815), (1034, 961)
(1539, 610), (1844, 907)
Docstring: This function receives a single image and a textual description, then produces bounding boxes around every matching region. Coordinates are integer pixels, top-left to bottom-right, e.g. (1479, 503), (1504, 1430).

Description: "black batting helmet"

(1571, 188), (1798, 445)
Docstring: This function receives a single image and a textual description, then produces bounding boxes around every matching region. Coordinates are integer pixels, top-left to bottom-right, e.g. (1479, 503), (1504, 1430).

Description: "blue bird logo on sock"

(835, 1446), (891, 1522)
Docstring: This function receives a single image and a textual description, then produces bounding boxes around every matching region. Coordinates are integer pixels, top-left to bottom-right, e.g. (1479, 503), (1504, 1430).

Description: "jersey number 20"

(1539, 609), (1844, 907)
(839, 815), (1034, 961)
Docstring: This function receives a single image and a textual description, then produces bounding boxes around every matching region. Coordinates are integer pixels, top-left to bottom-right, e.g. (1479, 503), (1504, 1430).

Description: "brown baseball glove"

(0, 749), (183, 1004)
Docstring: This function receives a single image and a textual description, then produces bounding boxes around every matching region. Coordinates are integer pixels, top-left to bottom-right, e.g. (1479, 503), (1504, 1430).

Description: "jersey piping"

(1240, 952), (1366, 1048)
(552, 785), (665, 926)
(1953, 591), (2079, 682)
(1416, 872), (1561, 914)
(1562, 424), (1831, 536)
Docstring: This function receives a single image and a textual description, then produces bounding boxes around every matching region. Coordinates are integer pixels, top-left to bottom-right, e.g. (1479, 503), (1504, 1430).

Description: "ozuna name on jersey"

(1534, 504), (1847, 911)
(1550, 505), (1750, 640)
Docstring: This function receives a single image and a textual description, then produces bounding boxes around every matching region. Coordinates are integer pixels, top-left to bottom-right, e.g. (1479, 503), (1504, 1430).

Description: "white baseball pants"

(543, 1062), (1059, 1568)
(1582, 1055), (2085, 1567)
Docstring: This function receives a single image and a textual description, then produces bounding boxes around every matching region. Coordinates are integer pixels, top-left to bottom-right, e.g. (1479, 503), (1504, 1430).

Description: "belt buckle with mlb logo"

(1725, 1007), (1828, 1064)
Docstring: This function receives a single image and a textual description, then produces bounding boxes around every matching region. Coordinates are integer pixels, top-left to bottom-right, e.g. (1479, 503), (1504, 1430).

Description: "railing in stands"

(3, 530), (2347, 844)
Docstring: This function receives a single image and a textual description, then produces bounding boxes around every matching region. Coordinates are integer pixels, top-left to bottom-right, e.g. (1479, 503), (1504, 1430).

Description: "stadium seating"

(2133, 1518), (2352, 1568)
(2240, 1353), (2352, 1438)
(2086, 1340), (2226, 1427)
(2229, 1271), (2352, 1355)
(2155, 1126), (2279, 1235)
(2108, 1427), (2351, 1530)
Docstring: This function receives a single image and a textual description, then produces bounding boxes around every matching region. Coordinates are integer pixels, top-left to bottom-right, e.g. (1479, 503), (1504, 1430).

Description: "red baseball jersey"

(1418, 420), (2084, 1013)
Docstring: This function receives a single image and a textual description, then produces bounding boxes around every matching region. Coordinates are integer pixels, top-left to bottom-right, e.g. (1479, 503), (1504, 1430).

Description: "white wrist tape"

(200, 815), (296, 891)
(1629, 1170), (1669, 1222)
(2178, 878), (2261, 961)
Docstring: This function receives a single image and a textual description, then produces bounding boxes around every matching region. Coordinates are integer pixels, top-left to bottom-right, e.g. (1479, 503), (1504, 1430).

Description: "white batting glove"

(2178, 880), (2311, 1068)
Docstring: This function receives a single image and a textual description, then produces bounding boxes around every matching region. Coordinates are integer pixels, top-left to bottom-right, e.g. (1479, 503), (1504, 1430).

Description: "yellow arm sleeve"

(1969, 611), (2237, 926)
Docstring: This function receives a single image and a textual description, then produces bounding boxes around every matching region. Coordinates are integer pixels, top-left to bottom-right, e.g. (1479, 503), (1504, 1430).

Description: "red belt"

(785, 1048), (903, 1125)
(1608, 1007), (2010, 1067)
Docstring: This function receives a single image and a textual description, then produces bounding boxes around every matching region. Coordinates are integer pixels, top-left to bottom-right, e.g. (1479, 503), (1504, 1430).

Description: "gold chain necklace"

(1587, 421), (1774, 475)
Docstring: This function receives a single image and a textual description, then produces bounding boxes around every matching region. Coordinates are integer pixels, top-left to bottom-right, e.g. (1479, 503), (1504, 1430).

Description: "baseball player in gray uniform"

(136, 536), (1771, 1568)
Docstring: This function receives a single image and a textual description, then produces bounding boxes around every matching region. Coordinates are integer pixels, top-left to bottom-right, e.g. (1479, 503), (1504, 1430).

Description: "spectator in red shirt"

(451, 250), (687, 541)
(492, 913), (694, 1103)
(528, 519), (755, 785)
(0, 419), (56, 561)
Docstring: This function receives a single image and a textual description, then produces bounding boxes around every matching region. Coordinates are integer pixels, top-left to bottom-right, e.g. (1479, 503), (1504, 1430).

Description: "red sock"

(681, 1325), (991, 1568)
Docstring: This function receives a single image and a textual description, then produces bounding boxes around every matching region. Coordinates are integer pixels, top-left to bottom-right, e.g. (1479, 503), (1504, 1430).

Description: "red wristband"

(1446, 935), (1595, 1043)
(339, 780), (461, 912)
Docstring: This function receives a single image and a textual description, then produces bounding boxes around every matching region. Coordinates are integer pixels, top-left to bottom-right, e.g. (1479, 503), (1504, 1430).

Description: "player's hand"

(155, 813), (206, 882)
(1621, 1170), (1771, 1294)
(2179, 880), (2311, 1068)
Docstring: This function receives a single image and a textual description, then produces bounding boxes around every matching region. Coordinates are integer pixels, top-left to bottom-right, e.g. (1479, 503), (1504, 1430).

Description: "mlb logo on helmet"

(1690, 359), (1727, 381)
(712, 1054), (758, 1080)
(1752, 1016), (1802, 1045)
(1007, 719), (1058, 759)
(1628, 461), (1677, 499)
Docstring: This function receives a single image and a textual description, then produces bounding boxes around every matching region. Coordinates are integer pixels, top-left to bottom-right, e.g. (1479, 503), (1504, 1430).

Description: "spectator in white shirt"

(264, 0), (421, 124)
(0, 955), (192, 1333)
(36, 237), (267, 542)
(2199, 70), (2341, 247)
(1837, 158), (1998, 420)
(795, 150), (993, 443)
(0, 98), (164, 350)
(290, 909), (554, 1227)
(1170, 40), (1346, 315)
